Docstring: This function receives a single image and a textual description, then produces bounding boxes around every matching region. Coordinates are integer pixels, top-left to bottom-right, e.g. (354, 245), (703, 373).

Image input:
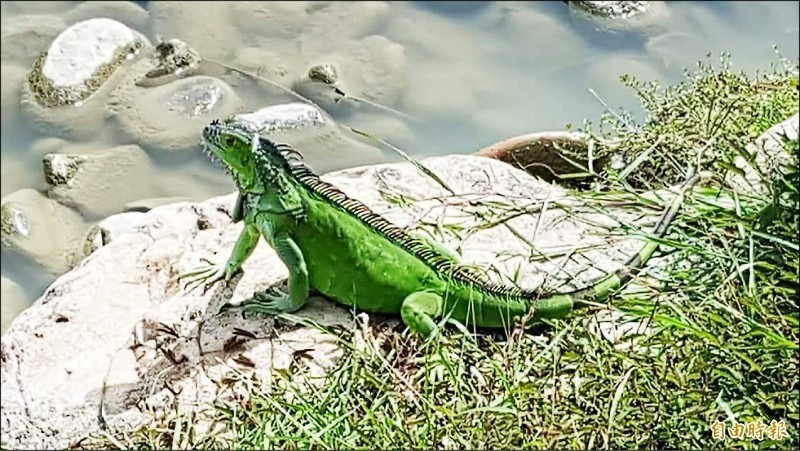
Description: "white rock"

(64, 1), (150, 31)
(43, 145), (159, 219)
(0, 188), (87, 275)
(1, 277), (29, 335)
(228, 103), (389, 173)
(20, 18), (150, 140)
(0, 14), (67, 66)
(235, 102), (328, 133)
(96, 211), (149, 243)
(0, 192), (347, 450)
(726, 113), (800, 196)
(0, 154), (682, 449)
(42, 18), (140, 89)
(80, 211), (148, 258)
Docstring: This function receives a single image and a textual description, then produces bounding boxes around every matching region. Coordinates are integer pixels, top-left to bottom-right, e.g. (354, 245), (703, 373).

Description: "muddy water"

(1, 1), (798, 330)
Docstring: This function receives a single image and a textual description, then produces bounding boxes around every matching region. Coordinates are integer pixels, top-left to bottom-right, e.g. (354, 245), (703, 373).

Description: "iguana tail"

(569, 171), (709, 306)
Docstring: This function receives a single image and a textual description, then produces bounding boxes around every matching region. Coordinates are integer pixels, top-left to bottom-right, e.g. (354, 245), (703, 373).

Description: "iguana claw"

(242, 288), (302, 314)
(178, 261), (229, 293)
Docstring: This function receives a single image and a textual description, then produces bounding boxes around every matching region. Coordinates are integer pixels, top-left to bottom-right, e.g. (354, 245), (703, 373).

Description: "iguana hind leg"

(411, 231), (461, 263)
(401, 291), (444, 337)
(180, 224), (259, 292)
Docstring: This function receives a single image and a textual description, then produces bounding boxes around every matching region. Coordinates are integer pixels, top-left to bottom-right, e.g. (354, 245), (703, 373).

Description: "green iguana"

(180, 118), (705, 337)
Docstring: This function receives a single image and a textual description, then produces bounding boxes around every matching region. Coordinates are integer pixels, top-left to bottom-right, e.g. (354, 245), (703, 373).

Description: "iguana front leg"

(242, 217), (309, 315)
(401, 291), (444, 338)
(231, 192), (244, 223)
(180, 224), (259, 292)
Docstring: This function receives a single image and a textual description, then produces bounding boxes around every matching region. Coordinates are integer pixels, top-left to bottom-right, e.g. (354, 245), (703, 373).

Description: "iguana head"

(202, 117), (306, 192)
(202, 119), (253, 170)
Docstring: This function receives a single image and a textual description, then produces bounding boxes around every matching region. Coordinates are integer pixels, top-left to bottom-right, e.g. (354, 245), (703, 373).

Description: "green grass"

(577, 51), (799, 191)
(85, 53), (799, 450)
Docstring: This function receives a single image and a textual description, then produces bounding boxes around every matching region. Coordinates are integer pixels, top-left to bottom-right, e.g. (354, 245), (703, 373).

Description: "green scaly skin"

(180, 118), (706, 337)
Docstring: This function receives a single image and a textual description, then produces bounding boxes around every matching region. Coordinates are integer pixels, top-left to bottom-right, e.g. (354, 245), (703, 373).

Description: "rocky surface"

(0, 155), (673, 449)
(1, 4), (406, 333)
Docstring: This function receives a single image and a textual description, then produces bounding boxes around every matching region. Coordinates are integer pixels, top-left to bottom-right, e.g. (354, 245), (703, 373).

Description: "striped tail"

(572, 171), (709, 305)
